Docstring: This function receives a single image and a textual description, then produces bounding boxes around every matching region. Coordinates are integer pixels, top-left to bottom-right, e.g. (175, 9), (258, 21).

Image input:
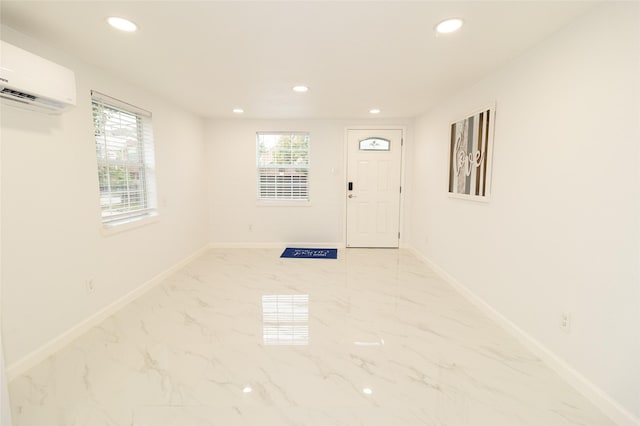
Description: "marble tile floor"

(9, 248), (614, 426)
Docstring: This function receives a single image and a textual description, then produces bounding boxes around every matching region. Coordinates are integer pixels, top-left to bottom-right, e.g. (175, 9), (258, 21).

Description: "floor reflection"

(262, 294), (309, 346)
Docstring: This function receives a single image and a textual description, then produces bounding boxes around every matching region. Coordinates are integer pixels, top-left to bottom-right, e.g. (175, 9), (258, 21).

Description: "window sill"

(256, 200), (312, 207)
(100, 212), (159, 236)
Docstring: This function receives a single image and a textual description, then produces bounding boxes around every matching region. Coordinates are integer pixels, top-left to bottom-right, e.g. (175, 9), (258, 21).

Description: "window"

(359, 137), (390, 151)
(92, 91), (157, 225)
(257, 132), (310, 201)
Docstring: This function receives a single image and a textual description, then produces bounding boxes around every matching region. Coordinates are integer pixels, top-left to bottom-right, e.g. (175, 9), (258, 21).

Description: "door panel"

(377, 161), (390, 191)
(376, 202), (388, 233)
(346, 129), (402, 248)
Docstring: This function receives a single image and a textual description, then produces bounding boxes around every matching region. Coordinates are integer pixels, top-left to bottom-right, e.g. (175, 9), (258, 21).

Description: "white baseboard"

(6, 244), (211, 382)
(407, 247), (639, 426)
(208, 242), (345, 249)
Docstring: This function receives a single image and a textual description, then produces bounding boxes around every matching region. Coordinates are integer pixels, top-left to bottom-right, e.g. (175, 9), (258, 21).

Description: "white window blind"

(92, 91), (157, 224)
(257, 132), (310, 201)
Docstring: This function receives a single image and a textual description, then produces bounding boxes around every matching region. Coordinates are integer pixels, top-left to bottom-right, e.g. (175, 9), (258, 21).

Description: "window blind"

(256, 132), (310, 201)
(91, 91), (157, 223)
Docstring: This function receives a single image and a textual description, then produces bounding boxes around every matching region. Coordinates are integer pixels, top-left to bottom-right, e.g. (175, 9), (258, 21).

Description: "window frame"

(256, 132), (310, 203)
(91, 90), (158, 228)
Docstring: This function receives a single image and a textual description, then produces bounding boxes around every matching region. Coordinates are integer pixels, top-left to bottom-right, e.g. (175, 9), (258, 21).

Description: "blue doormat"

(280, 248), (338, 259)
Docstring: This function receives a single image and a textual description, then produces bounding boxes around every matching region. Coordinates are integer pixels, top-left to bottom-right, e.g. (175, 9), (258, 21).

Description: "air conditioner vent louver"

(1, 87), (37, 101)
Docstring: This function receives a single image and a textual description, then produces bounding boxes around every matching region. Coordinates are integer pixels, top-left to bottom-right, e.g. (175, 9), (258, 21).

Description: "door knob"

(348, 194), (356, 198)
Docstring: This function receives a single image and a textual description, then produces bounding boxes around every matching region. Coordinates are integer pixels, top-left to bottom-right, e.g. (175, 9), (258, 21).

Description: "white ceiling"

(0, 1), (598, 119)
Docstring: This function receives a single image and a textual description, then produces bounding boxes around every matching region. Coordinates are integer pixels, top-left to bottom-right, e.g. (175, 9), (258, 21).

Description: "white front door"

(346, 129), (403, 248)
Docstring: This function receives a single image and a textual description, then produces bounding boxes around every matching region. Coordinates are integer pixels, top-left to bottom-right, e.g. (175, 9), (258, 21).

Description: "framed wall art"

(448, 104), (496, 201)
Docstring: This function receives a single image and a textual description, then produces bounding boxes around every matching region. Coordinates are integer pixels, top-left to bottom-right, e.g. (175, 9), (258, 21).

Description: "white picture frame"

(448, 104), (496, 201)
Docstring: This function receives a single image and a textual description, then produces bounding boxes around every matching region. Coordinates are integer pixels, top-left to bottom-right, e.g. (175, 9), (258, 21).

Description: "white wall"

(205, 119), (411, 246)
(0, 346), (10, 426)
(0, 26), (209, 366)
(407, 2), (639, 421)
(0, 84), (11, 425)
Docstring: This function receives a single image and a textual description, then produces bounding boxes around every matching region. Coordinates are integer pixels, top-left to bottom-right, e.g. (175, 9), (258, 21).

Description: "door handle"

(348, 194), (357, 198)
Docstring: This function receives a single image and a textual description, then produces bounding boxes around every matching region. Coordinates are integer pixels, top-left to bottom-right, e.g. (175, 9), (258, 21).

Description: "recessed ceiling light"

(242, 386), (252, 393)
(362, 387), (373, 395)
(292, 85), (309, 93)
(233, 108), (244, 114)
(107, 17), (138, 32)
(369, 109), (381, 114)
(435, 18), (463, 34)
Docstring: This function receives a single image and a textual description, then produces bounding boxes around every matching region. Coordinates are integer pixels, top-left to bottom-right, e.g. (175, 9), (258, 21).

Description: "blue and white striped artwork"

(448, 105), (495, 200)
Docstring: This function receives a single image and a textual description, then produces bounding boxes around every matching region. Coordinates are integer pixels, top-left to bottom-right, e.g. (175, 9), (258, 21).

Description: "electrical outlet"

(560, 312), (571, 333)
(85, 279), (95, 294)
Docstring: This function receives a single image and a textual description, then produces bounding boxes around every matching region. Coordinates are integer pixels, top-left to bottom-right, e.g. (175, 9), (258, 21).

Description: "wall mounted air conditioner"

(0, 40), (76, 114)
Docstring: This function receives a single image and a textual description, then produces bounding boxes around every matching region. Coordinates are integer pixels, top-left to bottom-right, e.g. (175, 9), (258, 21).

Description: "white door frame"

(343, 125), (407, 248)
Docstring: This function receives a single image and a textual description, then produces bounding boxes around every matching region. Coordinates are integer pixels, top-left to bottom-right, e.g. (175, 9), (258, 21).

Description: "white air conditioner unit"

(0, 40), (76, 114)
